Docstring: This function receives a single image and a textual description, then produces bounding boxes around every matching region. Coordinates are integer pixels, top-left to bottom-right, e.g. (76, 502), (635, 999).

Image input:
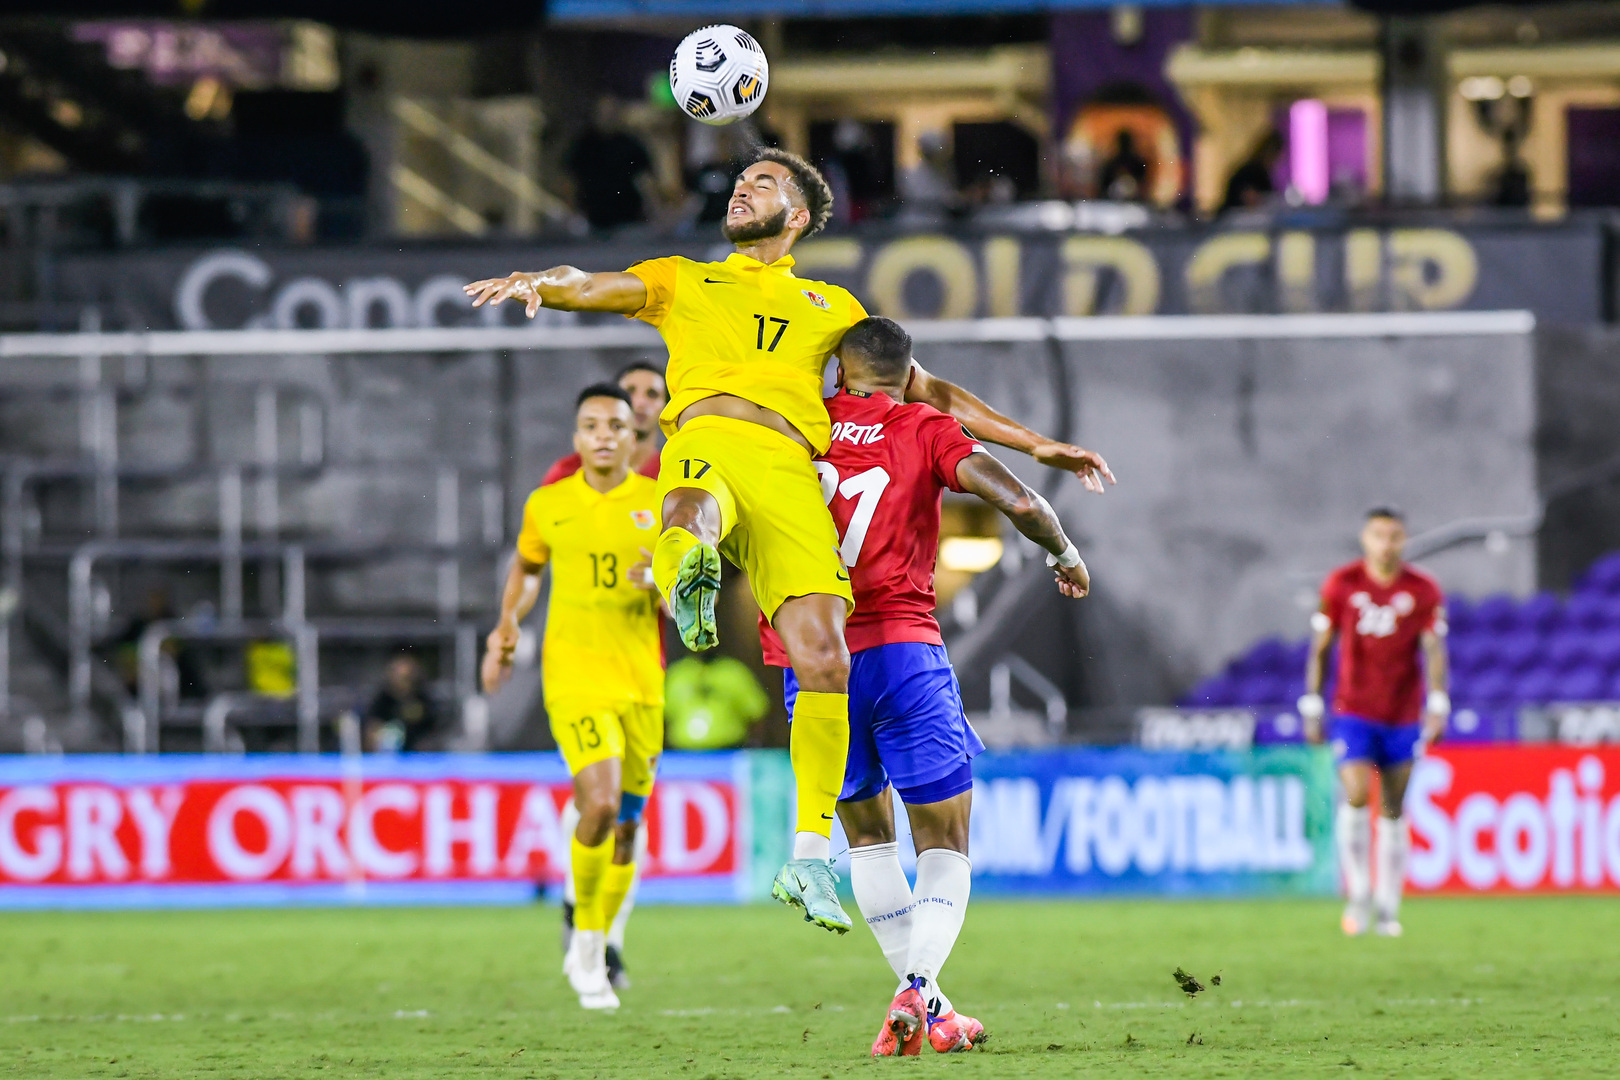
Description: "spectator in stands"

(1492, 128), (1532, 208)
(565, 97), (654, 232)
(112, 588), (205, 699)
(1221, 130), (1284, 212)
(897, 129), (959, 225)
(1098, 130), (1150, 202)
(664, 653), (769, 750)
(364, 652), (440, 752)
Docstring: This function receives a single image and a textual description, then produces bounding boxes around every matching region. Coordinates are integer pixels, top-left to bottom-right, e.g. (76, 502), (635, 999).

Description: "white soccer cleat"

(1374, 918), (1403, 938)
(564, 929), (619, 1010)
(1341, 900), (1370, 936)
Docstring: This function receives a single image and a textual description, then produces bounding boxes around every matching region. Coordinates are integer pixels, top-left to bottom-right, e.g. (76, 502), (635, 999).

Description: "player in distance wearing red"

(1299, 508), (1449, 937)
(761, 317), (1093, 1056)
(541, 362), (667, 485)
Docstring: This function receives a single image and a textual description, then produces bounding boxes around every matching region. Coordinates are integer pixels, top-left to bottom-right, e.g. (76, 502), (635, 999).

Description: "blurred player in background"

(467, 148), (1112, 938)
(483, 383), (663, 1010)
(542, 362), (668, 991)
(762, 318), (1091, 1056)
(541, 362), (668, 485)
(1299, 508), (1448, 938)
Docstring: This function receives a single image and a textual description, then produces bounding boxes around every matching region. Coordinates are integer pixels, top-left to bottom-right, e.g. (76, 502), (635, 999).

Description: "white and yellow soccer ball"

(669, 24), (769, 126)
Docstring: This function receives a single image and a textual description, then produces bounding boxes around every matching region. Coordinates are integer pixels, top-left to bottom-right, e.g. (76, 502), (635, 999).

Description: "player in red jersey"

(1299, 508), (1449, 937)
(761, 317), (1092, 1056)
(546, 361), (667, 989)
(541, 362), (667, 485)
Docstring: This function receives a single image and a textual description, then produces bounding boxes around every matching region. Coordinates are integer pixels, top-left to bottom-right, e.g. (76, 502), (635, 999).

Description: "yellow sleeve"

(624, 256), (681, 327)
(515, 488), (551, 566)
(849, 292), (868, 324)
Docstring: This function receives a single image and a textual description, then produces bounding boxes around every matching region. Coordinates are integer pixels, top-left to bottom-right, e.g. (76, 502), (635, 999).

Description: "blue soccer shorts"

(1330, 714), (1423, 769)
(783, 641), (984, 806)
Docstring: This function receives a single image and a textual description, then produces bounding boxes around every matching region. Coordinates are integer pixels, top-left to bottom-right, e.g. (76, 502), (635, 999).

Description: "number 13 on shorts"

(816, 462), (890, 568)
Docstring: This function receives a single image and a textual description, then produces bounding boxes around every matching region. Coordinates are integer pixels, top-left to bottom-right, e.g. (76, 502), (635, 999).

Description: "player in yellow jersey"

(483, 383), (663, 1011)
(467, 148), (1115, 936)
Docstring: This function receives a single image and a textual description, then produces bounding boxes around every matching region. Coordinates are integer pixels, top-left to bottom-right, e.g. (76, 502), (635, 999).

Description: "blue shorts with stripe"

(784, 641), (984, 806)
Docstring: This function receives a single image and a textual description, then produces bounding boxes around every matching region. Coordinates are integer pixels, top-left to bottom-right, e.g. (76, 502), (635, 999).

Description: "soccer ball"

(669, 25), (769, 126)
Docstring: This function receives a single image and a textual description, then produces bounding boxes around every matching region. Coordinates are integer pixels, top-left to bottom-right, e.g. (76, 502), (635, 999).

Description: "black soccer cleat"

(605, 943), (631, 991)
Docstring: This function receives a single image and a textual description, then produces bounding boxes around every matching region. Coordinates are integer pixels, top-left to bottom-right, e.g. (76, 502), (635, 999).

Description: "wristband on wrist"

(1046, 542), (1081, 569)
(1426, 689), (1451, 718)
(1297, 692), (1325, 722)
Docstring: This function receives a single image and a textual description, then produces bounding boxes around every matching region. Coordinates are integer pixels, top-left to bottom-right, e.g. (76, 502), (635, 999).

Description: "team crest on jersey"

(630, 510), (655, 529)
(802, 289), (831, 310)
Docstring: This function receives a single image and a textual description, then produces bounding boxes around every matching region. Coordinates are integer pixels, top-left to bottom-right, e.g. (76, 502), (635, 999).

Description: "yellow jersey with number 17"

(516, 472), (663, 707)
(624, 252), (867, 456)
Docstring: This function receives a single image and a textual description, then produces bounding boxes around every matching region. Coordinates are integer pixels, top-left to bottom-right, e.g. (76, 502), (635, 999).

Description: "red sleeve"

(541, 453), (581, 487)
(638, 448), (662, 480)
(1319, 570), (1347, 627)
(921, 414), (986, 494)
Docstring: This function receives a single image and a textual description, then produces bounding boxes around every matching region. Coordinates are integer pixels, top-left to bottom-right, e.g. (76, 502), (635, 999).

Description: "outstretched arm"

(464, 266), (647, 317)
(483, 552), (545, 694)
(906, 362), (1116, 493)
(954, 451), (1089, 598)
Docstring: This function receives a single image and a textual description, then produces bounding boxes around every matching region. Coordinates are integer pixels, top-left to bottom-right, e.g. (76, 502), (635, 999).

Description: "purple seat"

(1562, 665), (1609, 703)
(1448, 637), (1494, 676)
(1602, 596), (1620, 630)
(1518, 592), (1565, 634)
(1473, 593), (1520, 633)
(1495, 631), (1544, 674)
(1545, 632), (1600, 672)
(1609, 669), (1620, 701)
(1565, 593), (1611, 632)
(1591, 630), (1620, 671)
(1576, 552), (1620, 596)
(1447, 596), (1477, 636)
(1247, 637), (1295, 676)
(1463, 670), (1515, 707)
(1185, 676), (1244, 709)
(1513, 666), (1562, 704)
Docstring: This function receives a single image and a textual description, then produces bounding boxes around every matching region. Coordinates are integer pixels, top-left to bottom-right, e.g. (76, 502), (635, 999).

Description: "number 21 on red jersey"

(815, 462), (890, 568)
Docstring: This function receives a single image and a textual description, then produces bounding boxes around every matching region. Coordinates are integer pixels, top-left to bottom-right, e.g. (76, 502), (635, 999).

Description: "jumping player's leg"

(770, 594), (854, 934)
(653, 487), (725, 650)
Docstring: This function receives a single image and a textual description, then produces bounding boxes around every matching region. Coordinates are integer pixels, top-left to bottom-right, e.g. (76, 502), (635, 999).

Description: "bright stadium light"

(938, 536), (1003, 573)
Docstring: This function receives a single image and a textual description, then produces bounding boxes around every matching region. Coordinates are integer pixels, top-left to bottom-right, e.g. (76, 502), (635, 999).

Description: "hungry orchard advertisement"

(0, 754), (748, 907)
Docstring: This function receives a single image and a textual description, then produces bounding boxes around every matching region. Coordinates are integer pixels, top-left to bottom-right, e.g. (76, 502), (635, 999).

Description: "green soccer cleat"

(670, 541), (722, 651)
(771, 859), (852, 934)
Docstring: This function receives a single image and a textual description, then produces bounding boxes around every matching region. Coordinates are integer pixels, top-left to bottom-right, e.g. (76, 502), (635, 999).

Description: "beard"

(721, 205), (789, 244)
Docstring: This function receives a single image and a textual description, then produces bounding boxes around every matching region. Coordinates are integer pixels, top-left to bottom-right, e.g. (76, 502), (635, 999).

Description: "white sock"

(906, 849), (971, 1004)
(1375, 815), (1409, 922)
(607, 820), (647, 951)
(849, 843), (914, 977)
(1337, 804), (1372, 904)
(793, 831), (831, 861)
(562, 799), (580, 906)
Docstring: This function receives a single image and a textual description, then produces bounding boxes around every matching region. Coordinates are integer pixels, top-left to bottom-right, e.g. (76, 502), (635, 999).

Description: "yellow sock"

(789, 691), (849, 837)
(652, 526), (701, 604)
(599, 861), (636, 931)
(571, 833), (614, 932)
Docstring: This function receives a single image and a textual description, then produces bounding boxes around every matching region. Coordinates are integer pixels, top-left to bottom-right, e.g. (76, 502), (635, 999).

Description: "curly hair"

(751, 147), (834, 238)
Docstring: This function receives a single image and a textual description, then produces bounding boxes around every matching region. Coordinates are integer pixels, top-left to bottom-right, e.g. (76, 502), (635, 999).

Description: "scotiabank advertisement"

(0, 754), (750, 908)
(1407, 746), (1620, 893)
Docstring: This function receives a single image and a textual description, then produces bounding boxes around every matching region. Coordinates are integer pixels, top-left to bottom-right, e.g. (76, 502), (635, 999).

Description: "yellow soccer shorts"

(656, 415), (854, 621)
(547, 698), (663, 801)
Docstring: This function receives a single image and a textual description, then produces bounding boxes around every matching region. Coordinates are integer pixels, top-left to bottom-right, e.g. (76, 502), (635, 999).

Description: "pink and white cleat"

(927, 1009), (987, 1053)
(870, 982), (926, 1057)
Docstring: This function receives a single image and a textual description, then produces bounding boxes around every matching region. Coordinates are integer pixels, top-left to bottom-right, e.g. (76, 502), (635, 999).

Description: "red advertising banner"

(1407, 745), (1620, 893)
(0, 756), (746, 906)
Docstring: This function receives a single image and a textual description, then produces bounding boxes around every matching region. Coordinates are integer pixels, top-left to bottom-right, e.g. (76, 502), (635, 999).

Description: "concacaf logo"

(630, 510), (656, 529)
(802, 289), (830, 310)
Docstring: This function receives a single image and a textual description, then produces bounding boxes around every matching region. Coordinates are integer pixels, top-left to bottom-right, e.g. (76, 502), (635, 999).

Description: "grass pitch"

(3, 897), (1617, 1078)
